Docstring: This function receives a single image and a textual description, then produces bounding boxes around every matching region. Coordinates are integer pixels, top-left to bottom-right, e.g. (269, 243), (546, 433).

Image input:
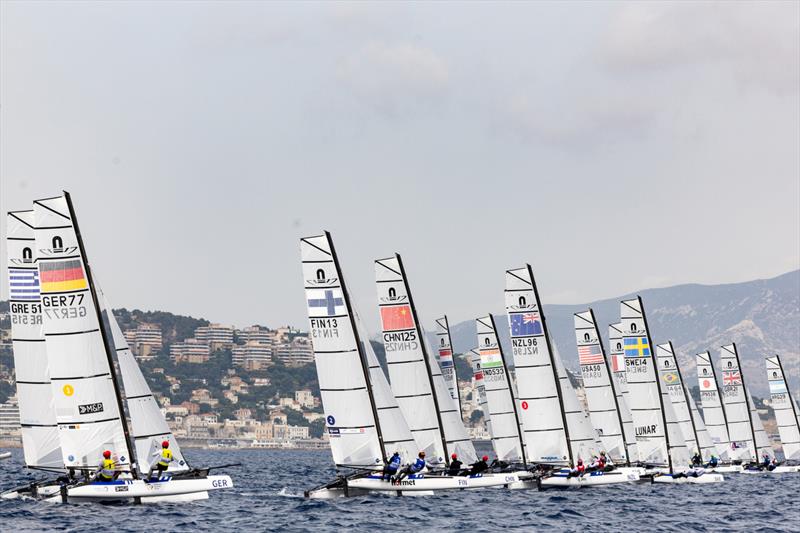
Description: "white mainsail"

(719, 343), (768, 462)
(608, 323), (640, 463)
(469, 348), (492, 439)
(375, 255), (476, 464)
(766, 356), (800, 461)
(476, 315), (525, 463)
(33, 194), (133, 471)
(301, 233), (416, 468)
(504, 266), (571, 466)
(575, 311), (629, 464)
(747, 388), (773, 460)
(435, 316), (462, 414)
(5, 210), (63, 470)
(97, 288), (190, 475)
(696, 351), (732, 460)
(656, 342), (716, 462)
(620, 297), (690, 470)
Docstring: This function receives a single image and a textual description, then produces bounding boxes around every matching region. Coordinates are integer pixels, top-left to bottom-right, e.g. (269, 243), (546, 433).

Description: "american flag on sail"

(578, 344), (604, 365)
(722, 370), (742, 386)
(8, 268), (40, 301)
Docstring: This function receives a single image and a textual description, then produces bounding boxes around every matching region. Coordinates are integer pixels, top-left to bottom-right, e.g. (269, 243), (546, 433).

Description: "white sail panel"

(301, 234), (384, 468)
(686, 391), (718, 463)
(375, 256), (475, 464)
(504, 266), (569, 465)
(470, 348), (492, 439)
(620, 298), (668, 466)
(98, 288), (190, 475)
(552, 344), (601, 463)
(719, 344), (758, 462)
(6, 210), (63, 470)
(747, 389), (773, 460)
(476, 315), (524, 463)
(656, 343), (699, 456)
(33, 194), (131, 471)
(435, 316), (461, 413)
(696, 351), (732, 460)
(766, 356), (800, 461)
(608, 323), (639, 463)
(575, 311), (627, 463)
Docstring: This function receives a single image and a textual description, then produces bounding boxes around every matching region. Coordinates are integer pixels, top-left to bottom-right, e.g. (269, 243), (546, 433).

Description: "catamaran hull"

(540, 469), (640, 488)
(742, 466), (799, 474)
(348, 472), (520, 492)
(0, 452), (11, 460)
(652, 473), (724, 484)
(710, 465), (743, 473)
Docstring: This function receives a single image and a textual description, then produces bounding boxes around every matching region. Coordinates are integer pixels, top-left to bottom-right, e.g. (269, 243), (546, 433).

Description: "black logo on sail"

(78, 402), (104, 415)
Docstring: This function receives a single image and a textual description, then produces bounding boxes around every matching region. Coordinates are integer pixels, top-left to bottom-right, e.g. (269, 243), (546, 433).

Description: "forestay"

(435, 316), (461, 413)
(469, 348), (492, 439)
(98, 288), (190, 475)
(504, 266), (570, 466)
(608, 324), (639, 463)
(719, 344), (761, 462)
(476, 315), (525, 463)
(575, 311), (628, 464)
(375, 255), (476, 464)
(33, 194), (132, 471)
(766, 356), (800, 461)
(301, 233), (385, 468)
(5, 210), (63, 470)
(696, 351), (732, 460)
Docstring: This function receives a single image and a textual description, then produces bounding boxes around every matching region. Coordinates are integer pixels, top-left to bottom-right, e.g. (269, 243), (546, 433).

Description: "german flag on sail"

(39, 259), (88, 292)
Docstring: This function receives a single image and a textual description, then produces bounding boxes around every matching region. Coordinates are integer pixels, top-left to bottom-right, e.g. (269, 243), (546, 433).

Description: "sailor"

(147, 440), (174, 480)
(587, 455), (600, 472)
(490, 456), (509, 470)
(467, 455), (489, 476)
(447, 453), (463, 476)
(768, 458), (778, 471)
(597, 452), (608, 471)
(571, 458), (586, 477)
(691, 452), (703, 467)
(705, 455), (719, 468)
(382, 451), (402, 481)
(95, 450), (118, 482)
(395, 452), (429, 482)
(761, 453), (771, 469)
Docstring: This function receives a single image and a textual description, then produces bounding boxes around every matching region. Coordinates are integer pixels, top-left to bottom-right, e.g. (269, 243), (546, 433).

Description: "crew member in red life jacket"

(597, 452), (607, 471)
(574, 458), (586, 477)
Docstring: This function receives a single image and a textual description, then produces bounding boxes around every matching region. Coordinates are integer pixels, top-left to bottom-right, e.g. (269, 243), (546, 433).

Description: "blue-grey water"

(1, 448), (798, 532)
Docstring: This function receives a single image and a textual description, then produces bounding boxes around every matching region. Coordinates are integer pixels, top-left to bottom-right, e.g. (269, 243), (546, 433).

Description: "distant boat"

(764, 355), (799, 473)
(0, 452), (11, 461)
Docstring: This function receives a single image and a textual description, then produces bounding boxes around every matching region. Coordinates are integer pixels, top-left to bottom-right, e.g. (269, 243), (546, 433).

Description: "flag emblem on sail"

(8, 268), (40, 300)
(578, 344), (604, 365)
(510, 312), (542, 336)
(661, 370), (680, 384)
(480, 348), (502, 368)
(623, 337), (650, 357)
(699, 378), (715, 391)
(438, 348), (452, 358)
(768, 380), (787, 394)
(722, 370), (742, 386)
(380, 305), (413, 331)
(610, 353), (624, 373)
(39, 259), (87, 292)
(306, 289), (345, 317)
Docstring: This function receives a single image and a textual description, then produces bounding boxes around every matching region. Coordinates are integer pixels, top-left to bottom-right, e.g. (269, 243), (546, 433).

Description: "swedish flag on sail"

(624, 337), (650, 358)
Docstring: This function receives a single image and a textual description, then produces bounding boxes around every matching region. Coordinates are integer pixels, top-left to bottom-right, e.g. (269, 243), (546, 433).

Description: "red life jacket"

(598, 457), (606, 468)
(576, 464), (585, 474)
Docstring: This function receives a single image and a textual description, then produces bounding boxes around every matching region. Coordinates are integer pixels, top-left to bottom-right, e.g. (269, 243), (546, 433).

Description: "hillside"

(441, 270), (800, 396)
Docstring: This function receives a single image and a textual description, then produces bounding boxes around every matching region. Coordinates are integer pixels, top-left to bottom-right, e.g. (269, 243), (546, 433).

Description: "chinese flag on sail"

(381, 305), (414, 331)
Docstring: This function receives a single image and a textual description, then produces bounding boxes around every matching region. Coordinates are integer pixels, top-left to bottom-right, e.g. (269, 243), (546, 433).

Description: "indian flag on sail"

(39, 259), (88, 292)
(480, 348), (503, 368)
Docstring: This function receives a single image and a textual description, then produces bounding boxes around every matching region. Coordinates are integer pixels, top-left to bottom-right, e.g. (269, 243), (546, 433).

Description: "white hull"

(710, 465), (743, 473)
(540, 469), (640, 488)
(652, 472), (724, 484)
(306, 472), (520, 498)
(0, 452), (11, 460)
(742, 465), (799, 474)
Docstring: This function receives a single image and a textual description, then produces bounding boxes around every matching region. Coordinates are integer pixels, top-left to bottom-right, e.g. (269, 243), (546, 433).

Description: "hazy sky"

(2, 1), (799, 334)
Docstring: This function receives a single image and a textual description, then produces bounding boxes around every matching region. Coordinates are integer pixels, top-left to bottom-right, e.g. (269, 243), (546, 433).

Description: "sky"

(2, 1), (799, 334)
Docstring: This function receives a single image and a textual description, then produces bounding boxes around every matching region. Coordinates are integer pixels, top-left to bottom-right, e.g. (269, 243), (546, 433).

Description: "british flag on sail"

(723, 370), (742, 386)
(8, 268), (40, 301)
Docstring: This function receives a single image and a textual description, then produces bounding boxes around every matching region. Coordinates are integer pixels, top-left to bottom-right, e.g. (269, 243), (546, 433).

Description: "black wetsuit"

(468, 460), (488, 476)
(447, 459), (463, 476)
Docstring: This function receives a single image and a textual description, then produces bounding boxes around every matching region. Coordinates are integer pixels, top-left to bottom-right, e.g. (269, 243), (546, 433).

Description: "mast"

(672, 342), (701, 454)
(590, 309), (630, 465)
(488, 314), (527, 465)
(395, 254), (449, 465)
(63, 191), (138, 478)
(526, 265), (572, 465)
(638, 296), (672, 473)
(328, 232), (387, 461)
(726, 343), (758, 460)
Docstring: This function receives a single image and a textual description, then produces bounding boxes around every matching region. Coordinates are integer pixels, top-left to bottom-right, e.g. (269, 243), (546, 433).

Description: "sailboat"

(718, 343), (773, 471)
(301, 234), (519, 498)
(505, 266), (637, 487)
(435, 316), (462, 414)
(765, 355), (800, 473)
(3, 193), (233, 502)
(695, 351), (741, 472)
(607, 323), (641, 464)
(619, 297), (722, 484)
(574, 311), (644, 476)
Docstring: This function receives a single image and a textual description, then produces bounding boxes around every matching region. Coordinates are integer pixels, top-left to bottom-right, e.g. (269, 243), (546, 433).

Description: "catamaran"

(504, 266), (638, 487)
(2, 193), (233, 502)
(301, 234), (519, 498)
(718, 343), (773, 471)
(619, 297), (722, 484)
(607, 323), (641, 464)
(696, 351), (741, 472)
(765, 355), (799, 473)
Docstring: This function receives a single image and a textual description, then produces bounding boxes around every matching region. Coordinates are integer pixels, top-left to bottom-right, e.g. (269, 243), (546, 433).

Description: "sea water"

(1, 448), (798, 532)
